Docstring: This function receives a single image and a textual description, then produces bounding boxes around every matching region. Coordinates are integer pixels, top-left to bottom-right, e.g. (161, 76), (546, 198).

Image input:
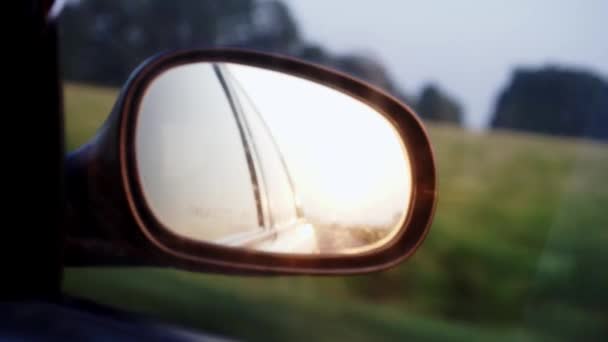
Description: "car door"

(216, 63), (318, 253)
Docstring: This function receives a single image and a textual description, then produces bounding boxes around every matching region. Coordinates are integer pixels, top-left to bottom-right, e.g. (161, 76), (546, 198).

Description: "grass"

(62, 83), (608, 341)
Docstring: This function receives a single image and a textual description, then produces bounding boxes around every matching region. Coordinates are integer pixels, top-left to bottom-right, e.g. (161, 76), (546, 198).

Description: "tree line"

(60, 0), (607, 141)
(59, 0), (462, 125)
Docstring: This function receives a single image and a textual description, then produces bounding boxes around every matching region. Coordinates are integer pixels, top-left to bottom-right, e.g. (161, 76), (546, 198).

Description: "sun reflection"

(227, 63), (412, 227)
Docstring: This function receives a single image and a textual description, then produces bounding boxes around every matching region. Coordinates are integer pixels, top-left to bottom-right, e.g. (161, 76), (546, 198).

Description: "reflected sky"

(136, 64), (260, 240)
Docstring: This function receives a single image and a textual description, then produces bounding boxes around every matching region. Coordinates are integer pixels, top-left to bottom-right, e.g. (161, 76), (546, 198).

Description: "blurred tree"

(216, 0), (299, 51)
(296, 44), (330, 64)
(491, 66), (608, 141)
(329, 53), (418, 113)
(332, 53), (396, 91)
(60, 0), (253, 86)
(415, 84), (463, 124)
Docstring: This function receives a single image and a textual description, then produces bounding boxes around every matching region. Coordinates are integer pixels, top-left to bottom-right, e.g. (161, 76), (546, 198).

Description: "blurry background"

(60, 0), (607, 340)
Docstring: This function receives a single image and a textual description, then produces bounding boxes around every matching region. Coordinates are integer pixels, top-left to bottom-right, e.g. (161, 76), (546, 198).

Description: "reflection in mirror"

(135, 62), (412, 255)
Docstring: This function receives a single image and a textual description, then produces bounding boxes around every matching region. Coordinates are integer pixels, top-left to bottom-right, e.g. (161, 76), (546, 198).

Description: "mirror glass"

(135, 62), (412, 255)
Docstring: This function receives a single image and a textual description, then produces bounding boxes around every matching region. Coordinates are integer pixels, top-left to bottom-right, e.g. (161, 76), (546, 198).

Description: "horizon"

(282, 0), (608, 130)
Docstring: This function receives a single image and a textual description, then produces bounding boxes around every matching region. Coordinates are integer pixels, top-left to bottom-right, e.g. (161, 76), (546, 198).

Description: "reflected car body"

(212, 63), (319, 253)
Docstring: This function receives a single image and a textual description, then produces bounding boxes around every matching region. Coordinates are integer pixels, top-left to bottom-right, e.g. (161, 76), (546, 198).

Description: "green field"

(63, 83), (608, 341)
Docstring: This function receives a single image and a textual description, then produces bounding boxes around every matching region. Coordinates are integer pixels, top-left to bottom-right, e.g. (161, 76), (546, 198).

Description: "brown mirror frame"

(65, 49), (437, 275)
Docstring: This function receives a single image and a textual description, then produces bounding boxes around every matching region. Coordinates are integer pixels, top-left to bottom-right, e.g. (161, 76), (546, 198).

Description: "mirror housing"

(65, 49), (437, 275)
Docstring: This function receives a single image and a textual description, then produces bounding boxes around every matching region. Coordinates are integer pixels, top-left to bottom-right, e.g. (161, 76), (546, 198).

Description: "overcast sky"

(282, 0), (608, 129)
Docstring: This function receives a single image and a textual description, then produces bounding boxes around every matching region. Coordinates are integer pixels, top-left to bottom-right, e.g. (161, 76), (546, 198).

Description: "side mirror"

(66, 49), (436, 275)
